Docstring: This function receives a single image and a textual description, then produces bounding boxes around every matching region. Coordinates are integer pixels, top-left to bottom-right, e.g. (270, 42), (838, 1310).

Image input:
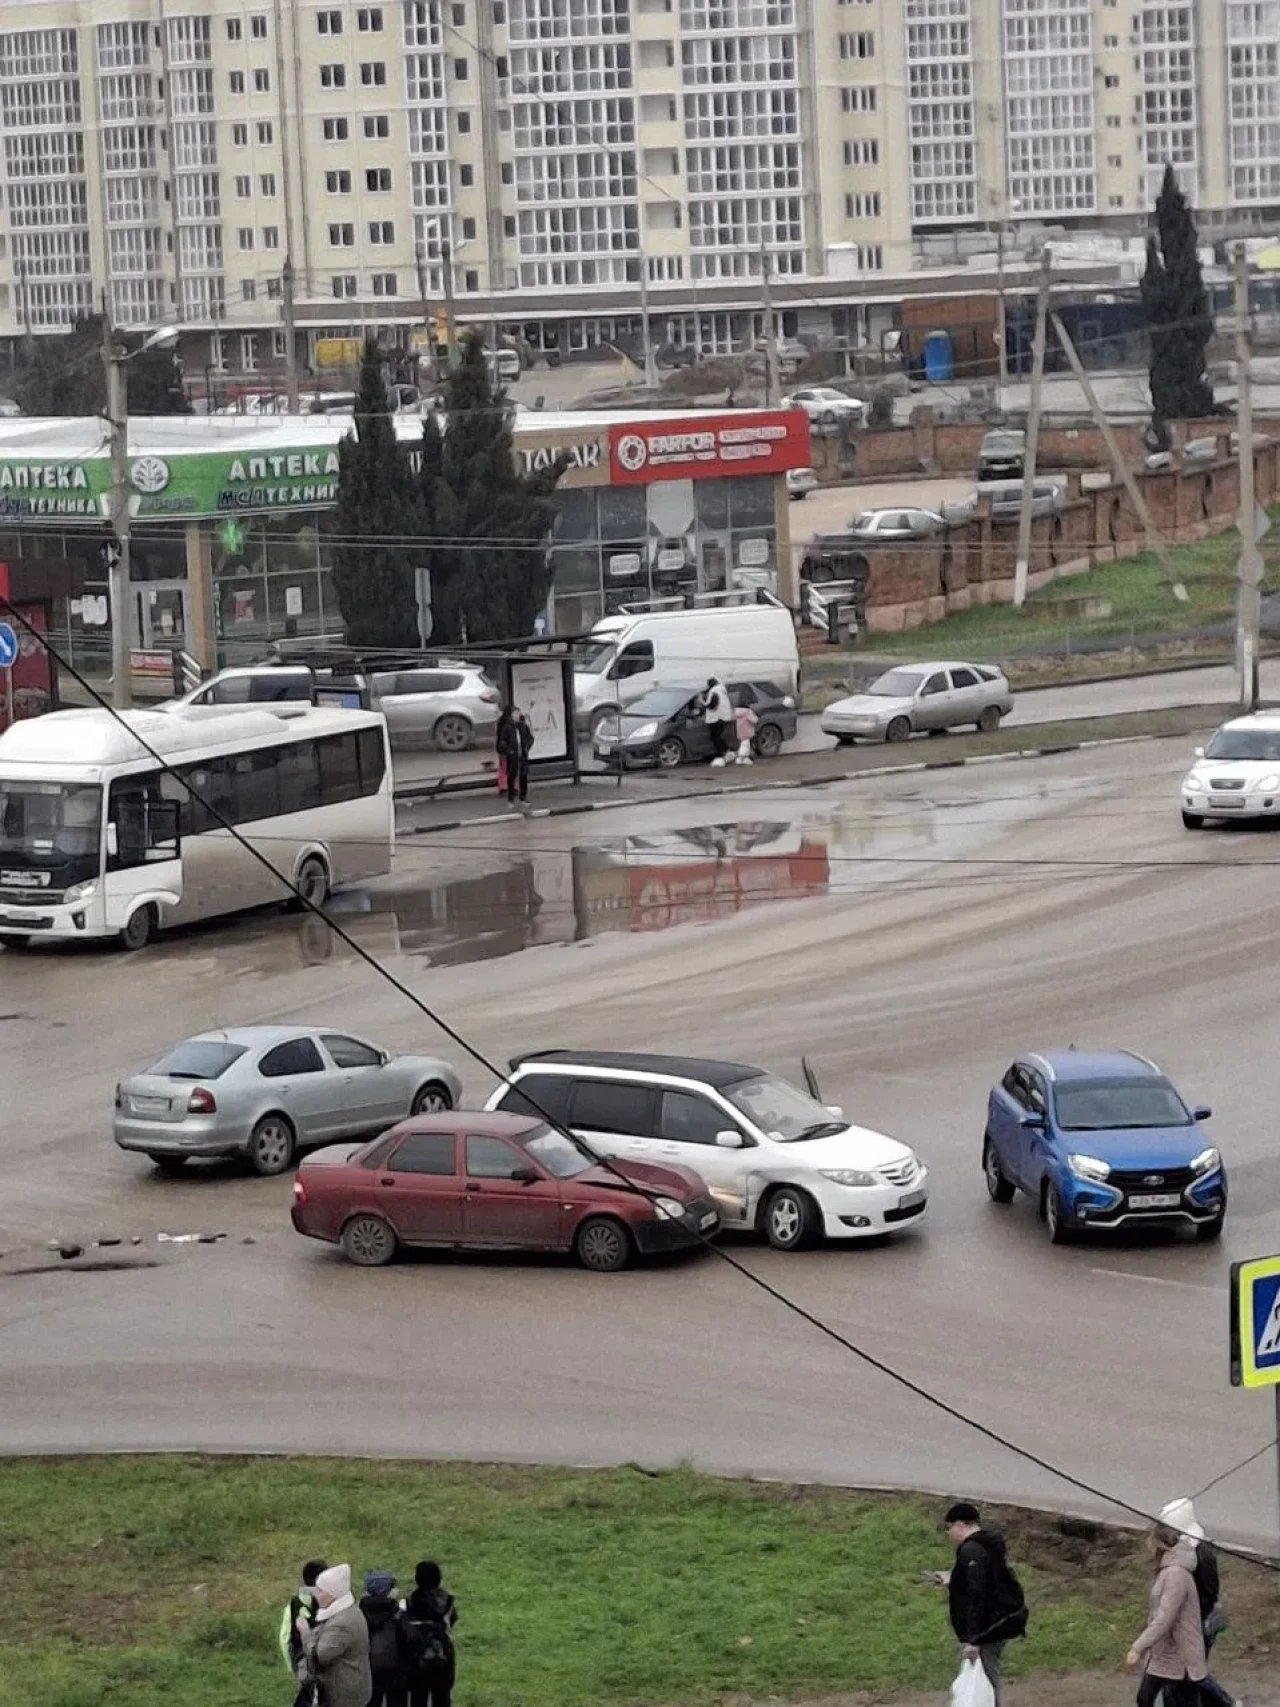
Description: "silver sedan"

(113, 1025), (462, 1176)
(820, 662), (1014, 745)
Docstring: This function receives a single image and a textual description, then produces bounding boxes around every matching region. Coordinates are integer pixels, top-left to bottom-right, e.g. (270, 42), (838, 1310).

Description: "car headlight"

(652, 1196), (688, 1221)
(819, 1168), (878, 1188)
(626, 721), (658, 741)
(63, 880), (98, 904)
(1190, 1147), (1221, 1175)
(1252, 775), (1280, 791)
(1068, 1154), (1111, 1183)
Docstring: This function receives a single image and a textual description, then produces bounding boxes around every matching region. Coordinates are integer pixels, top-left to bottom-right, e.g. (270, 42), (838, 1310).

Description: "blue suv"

(983, 1049), (1226, 1244)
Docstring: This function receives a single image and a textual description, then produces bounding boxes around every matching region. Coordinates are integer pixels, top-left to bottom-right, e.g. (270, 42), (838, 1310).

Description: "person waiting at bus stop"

(495, 705), (534, 807)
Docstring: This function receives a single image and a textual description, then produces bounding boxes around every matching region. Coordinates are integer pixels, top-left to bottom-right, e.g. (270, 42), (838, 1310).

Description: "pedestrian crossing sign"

(1230, 1255), (1280, 1387)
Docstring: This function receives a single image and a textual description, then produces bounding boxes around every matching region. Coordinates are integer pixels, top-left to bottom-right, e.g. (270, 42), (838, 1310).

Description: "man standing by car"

(938, 1502), (1028, 1706)
(702, 677), (733, 767)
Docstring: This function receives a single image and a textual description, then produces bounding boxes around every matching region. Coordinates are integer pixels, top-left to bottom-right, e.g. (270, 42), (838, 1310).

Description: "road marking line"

(1089, 1267), (1218, 1293)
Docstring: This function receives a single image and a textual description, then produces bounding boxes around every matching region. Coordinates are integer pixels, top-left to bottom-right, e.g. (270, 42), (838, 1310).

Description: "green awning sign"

(0, 446), (342, 523)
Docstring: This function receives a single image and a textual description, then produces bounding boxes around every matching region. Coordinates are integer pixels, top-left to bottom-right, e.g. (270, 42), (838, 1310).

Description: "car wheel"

(246, 1114), (296, 1177)
(1181, 810), (1204, 830)
(983, 1137), (1016, 1204)
(434, 713), (473, 753)
(341, 1213), (398, 1267)
(762, 1185), (820, 1251)
(818, 408), (837, 427)
(1196, 1214), (1225, 1242)
(148, 1154), (189, 1176)
(753, 723), (784, 759)
(1044, 1181), (1074, 1245)
(977, 706), (1003, 733)
(574, 1216), (632, 1272)
(118, 904), (156, 952)
(294, 857), (330, 910)
(656, 736), (686, 770)
(0, 932), (30, 949)
(884, 716), (912, 744)
(411, 1080), (452, 1116)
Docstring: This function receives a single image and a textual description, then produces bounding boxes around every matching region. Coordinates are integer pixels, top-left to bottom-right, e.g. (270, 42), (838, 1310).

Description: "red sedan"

(291, 1111), (719, 1272)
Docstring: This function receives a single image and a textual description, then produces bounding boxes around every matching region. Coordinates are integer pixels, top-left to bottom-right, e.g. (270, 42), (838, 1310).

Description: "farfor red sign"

(608, 410), (811, 484)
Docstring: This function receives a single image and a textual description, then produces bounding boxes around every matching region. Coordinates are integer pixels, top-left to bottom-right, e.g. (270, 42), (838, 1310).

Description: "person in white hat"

(298, 1563), (372, 1707)
(1159, 1499), (1240, 1707)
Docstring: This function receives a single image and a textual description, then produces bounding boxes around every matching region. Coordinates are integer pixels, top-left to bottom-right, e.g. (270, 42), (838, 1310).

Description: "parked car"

(787, 466), (819, 501)
(982, 1048), (1225, 1243)
(290, 1111), (719, 1271)
(976, 428), (1026, 481)
(486, 347), (522, 383)
(370, 664), (501, 752)
(113, 1025), (461, 1177)
(486, 1050), (927, 1250)
(848, 507), (946, 541)
(167, 664), (316, 710)
(979, 479), (1064, 524)
(593, 680), (797, 770)
(820, 662), (1012, 744)
(1180, 713), (1280, 828)
(783, 386), (865, 426)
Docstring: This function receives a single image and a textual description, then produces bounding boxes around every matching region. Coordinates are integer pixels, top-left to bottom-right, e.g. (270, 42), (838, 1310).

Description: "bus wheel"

(294, 857), (330, 910)
(118, 904), (156, 952)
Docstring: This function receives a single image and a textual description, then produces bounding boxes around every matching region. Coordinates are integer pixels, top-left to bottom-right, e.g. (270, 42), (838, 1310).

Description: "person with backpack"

(361, 1570), (412, 1707)
(402, 1560), (458, 1707)
(939, 1501), (1029, 1706)
(279, 1558), (326, 1705)
(1160, 1498), (1239, 1707)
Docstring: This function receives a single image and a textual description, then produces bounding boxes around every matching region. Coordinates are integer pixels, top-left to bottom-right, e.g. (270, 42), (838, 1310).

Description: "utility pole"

(17, 256), (34, 359)
(995, 223), (1008, 404)
(440, 237), (459, 371)
(1235, 243), (1263, 712)
(1013, 245), (1051, 609)
(638, 253), (656, 390)
(101, 310), (133, 709)
(281, 256), (300, 412)
(760, 243), (779, 407)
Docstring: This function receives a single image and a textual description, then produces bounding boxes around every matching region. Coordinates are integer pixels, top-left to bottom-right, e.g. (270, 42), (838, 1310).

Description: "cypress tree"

(1140, 164), (1216, 442)
(330, 340), (421, 649)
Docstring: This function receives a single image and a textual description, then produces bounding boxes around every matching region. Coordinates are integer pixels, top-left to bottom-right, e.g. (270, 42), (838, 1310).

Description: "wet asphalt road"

(3, 733), (1280, 1545)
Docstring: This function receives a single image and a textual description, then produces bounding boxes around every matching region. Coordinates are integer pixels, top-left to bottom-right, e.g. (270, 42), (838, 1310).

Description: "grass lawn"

(4, 1458), (1276, 1707)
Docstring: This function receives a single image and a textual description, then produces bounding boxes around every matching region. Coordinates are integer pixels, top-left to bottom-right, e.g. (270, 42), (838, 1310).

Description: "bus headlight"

(63, 880), (99, 904)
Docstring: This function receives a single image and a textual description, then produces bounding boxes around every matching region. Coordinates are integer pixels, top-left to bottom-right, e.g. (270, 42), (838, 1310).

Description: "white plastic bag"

(950, 1657), (995, 1707)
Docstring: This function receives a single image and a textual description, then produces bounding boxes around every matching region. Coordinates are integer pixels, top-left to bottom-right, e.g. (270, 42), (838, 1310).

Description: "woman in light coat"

(1125, 1524), (1207, 1707)
(298, 1563), (372, 1707)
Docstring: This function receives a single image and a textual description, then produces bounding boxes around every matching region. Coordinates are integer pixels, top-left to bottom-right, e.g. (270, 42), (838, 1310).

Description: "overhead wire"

(4, 593), (1279, 1569)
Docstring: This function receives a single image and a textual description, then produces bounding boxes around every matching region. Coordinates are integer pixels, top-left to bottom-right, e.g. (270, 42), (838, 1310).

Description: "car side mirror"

(715, 1129), (744, 1149)
(1194, 747), (1205, 758)
(1193, 1105), (1212, 1122)
(511, 1165), (540, 1184)
(377, 1049), (391, 1066)
(826, 1105), (844, 1120)
(1021, 1110), (1045, 1129)
(106, 822), (119, 858)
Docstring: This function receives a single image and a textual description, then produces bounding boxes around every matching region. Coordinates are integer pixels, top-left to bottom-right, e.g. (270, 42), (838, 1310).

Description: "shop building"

(0, 407), (808, 688)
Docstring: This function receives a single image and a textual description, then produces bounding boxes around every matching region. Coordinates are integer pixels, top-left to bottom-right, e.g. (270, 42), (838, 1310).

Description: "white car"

(821, 662), (1012, 744)
(1181, 713), (1280, 827)
(787, 466), (819, 500)
(783, 387), (865, 427)
(486, 1050), (927, 1250)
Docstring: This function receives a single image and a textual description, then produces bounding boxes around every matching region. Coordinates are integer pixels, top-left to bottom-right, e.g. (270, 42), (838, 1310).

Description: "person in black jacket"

(1160, 1498), (1238, 1707)
(496, 706), (534, 806)
(361, 1570), (411, 1707)
(402, 1560), (457, 1707)
(940, 1502), (1028, 1706)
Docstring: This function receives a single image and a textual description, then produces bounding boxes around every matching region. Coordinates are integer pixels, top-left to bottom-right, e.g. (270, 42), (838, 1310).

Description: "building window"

(272, 329), (288, 358)
(492, 0), (504, 19)
(232, 122), (248, 144)
(242, 278), (257, 302)
(257, 120), (273, 143)
(257, 173), (275, 196)
(364, 114), (390, 138)
(360, 61), (386, 85)
(357, 7), (384, 29)
(369, 220), (394, 243)
(251, 14), (267, 38)
(229, 69), (245, 92)
(459, 163), (474, 186)
(317, 10), (342, 32)
(843, 138), (879, 165)
(1108, 194), (1123, 206)
(372, 272), (396, 295)
(366, 167), (391, 191)
(333, 274), (357, 297)
(838, 32), (874, 59)
(238, 227), (255, 250)
(320, 63), (346, 88)
(1107, 153), (1122, 167)
(323, 116), (349, 139)
(841, 86), (876, 113)
(464, 268), (479, 290)
(454, 2), (467, 20)
(329, 223), (355, 246)
(1106, 114), (1121, 128)
(456, 111), (471, 133)
(454, 57), (469, 79)
(845, 191), (881, 217)
(326, 169), (352, 192)
(500, 161), (512, 184)
(1104, 73), (1119, 87)
(211, 331), (227, 372)
(226, 17), (242, 40)
(503, 215), (516, 237)
(240, 334), (258, 370)
(262, 225), (279, 248)
(235, 174), (251, 198)
(253, 67), (270, 91)
(462, 216), (476, 239)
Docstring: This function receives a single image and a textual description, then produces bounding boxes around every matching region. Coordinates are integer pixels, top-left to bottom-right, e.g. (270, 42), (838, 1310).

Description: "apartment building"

(0, 0), (1275, 375)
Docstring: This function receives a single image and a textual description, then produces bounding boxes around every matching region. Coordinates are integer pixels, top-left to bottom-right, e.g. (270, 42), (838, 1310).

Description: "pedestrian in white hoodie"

(1160, 1497), (1240, 1707)
(702, 676), (733, 766)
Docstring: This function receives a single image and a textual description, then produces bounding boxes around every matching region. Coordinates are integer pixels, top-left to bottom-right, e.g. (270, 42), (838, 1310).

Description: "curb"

(397, 728), (1176, 837)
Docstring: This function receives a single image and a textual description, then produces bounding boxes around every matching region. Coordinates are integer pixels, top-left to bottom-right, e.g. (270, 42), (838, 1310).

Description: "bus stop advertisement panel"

(501, 653), (578, 784)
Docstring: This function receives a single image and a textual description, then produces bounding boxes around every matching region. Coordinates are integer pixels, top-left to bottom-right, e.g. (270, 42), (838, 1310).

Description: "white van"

(573, 604), (800, 735)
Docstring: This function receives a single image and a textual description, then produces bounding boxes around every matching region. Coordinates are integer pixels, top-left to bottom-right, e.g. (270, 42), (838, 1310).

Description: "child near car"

(734, 702), (758, 764)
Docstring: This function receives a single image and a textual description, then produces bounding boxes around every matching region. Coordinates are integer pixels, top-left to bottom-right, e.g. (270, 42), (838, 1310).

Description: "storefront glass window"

(695, 479), (730, 531)
(729, 476), (774, 528)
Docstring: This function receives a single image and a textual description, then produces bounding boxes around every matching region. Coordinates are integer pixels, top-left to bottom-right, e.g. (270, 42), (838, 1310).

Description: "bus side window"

(108, 780), (179, 870)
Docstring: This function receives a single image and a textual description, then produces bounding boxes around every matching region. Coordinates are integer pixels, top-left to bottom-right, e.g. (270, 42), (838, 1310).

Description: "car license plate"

(1209, 797), (1245, 809)
(130, 1095), (169, 1114)
(898, 1189), (926, 1210)
(1128, 1192), (1181, 1209)
(699, 1211), (717, 1230)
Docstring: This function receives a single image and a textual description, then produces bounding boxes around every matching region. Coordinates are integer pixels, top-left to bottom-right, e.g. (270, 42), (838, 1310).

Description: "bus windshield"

(0, 780), (103, 870)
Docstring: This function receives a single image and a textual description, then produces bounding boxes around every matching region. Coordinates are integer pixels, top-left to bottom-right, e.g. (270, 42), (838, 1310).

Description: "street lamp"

(102, 321), (178, 708)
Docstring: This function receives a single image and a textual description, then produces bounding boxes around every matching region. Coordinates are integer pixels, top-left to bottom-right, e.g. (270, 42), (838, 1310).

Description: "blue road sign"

(0, 621), (17, 669)
(1231, 1255), (1280, 1387)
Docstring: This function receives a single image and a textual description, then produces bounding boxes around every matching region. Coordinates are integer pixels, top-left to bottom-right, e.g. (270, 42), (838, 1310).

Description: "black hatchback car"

(593, 681), (798, 770)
